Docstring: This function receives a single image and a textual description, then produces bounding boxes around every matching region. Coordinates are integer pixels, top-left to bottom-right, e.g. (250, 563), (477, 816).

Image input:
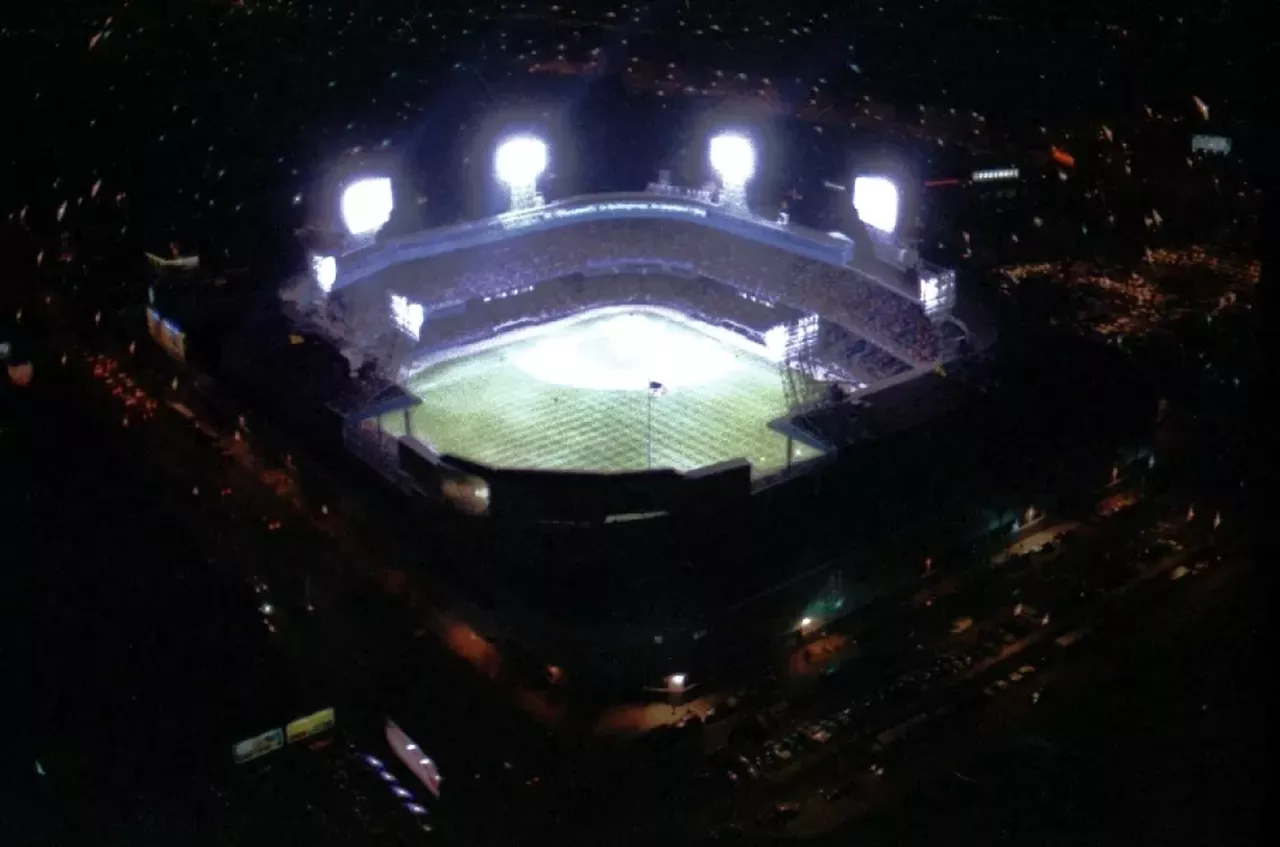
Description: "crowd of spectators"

(343, 217), (942, 364)
(390, 271), (807, 370)
(818, 325), (912, 384)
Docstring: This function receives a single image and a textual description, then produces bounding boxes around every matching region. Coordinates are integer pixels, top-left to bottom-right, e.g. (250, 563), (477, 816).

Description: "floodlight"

(390, 293), (425, 340)
(494, 135), (548, 212)
(311, 254), (337, 293)
(493, 135), (548, 188)
(853, 176), (900, 235)
(340, 177), (394, 236)
(920, 275), (941, 311)
(763, 324), (790, 362)
(708, 132), (756, 185)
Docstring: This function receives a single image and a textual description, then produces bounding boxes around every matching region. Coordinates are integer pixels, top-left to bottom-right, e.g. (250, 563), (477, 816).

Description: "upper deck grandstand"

(324, 192), (957, 368)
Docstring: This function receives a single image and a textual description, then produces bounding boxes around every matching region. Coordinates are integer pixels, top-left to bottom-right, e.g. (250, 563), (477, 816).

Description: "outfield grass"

(380, 307), (822, 475)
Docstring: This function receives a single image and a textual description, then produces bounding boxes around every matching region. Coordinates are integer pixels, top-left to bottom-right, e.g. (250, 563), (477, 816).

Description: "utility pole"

(647, 390), (653, 468)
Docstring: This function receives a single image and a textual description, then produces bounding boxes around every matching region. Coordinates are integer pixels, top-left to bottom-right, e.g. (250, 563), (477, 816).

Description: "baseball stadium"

(280, 132), (971, 523)
(161, 127), (1158, 689)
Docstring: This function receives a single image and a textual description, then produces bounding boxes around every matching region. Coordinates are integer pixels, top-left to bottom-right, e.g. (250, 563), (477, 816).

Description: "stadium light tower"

(708, 131), (756, 214)
(494, 134), (548, 212)
(852, 175), (901, 236)
(311, 254), (337, 295)
(340, 176), (394, 238)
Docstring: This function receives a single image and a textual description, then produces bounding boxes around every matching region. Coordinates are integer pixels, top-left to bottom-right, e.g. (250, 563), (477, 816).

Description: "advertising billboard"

(1191, 134), (1232, 155)
(231, 728), (285, 765)
(285, 707), (337, 744)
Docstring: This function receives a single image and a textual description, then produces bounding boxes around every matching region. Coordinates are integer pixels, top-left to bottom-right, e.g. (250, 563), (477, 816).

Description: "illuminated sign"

(1191, 134), (1232, 155)
(285, 707), (336, 744)
(232, 728), (285, 764)
(971, 167), (1019, 182)
(915, 265), (956, 315)
(390, 293), (425, 340)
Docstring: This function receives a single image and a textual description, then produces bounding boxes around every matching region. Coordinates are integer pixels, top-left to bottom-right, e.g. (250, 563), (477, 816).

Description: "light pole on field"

(646, 381), (666, 468)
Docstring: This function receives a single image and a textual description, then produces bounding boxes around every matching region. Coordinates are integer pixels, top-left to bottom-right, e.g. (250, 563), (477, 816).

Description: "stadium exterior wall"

(398, 435), (752, 523)
(197, 304), (1157, 690)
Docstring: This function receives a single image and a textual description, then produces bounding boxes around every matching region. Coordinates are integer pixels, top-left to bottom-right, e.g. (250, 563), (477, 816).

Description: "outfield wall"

(398, 435), (752, 523)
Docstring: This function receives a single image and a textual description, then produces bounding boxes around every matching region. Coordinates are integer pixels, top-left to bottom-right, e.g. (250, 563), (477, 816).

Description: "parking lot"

(697, 499), (1225, 838)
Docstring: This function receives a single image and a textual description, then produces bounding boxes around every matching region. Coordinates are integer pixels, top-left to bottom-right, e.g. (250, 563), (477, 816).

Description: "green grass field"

(380, 307), (823, 475)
